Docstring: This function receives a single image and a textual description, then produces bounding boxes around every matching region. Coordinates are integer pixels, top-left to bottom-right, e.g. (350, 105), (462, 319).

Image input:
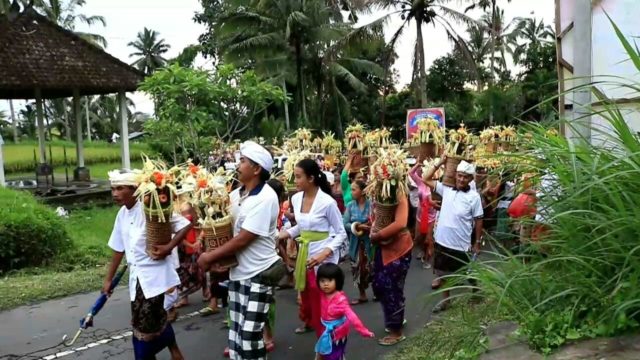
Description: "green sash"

(295, 230), (330, 291)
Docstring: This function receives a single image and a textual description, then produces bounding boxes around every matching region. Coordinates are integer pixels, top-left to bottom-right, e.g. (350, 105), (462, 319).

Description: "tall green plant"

(450, 16), (640, 353)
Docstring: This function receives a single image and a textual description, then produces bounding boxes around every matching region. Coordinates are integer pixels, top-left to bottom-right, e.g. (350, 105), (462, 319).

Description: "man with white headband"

(103, 169), (192, 360)
(198, 141), (284, 360)
(422, 156), (483, 312)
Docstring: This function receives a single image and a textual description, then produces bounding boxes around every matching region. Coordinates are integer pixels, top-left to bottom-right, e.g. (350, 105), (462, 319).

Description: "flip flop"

(384, 319), (408, 333)
(199, 306), (220, 317)
(432, 301), (451, 314)
(294, 326), (313, 334)
(350, 298), (369, 305)
(223, 347), (230, 358)
(431, 279), (442, 290)
(266, 341), (275, 352)
(378, 335), (406, 346)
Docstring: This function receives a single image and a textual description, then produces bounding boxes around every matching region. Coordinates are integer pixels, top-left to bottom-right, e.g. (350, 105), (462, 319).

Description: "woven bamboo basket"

(372, 202), (397, 245)
(203, 220), (238, 269)
(443, 157), (462, 187)
(145, 212), (172, 256)
(420, 142), (437, 159)
(485, 142), (497, 154)
(499, 141), (514, 152)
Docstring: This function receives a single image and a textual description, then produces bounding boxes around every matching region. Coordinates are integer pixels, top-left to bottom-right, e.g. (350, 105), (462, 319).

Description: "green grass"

(389, 299), (494, 360)
(0, 206), (121, 311)
(7, 160), (144, 180)
(3, 140), (149, 174)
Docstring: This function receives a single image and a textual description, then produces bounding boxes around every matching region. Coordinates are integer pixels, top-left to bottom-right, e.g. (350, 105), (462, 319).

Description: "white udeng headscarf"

(456, 160), (476, 176)
(108, 169), (137, 186)
(240, 141), (273, 172)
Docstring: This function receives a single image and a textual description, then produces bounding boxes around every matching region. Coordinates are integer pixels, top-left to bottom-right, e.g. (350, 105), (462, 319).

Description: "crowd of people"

(103, 140), (543, 360)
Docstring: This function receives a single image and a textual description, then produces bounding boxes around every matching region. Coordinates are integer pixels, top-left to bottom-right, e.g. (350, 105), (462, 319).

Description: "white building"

(556, 0), (640, 145)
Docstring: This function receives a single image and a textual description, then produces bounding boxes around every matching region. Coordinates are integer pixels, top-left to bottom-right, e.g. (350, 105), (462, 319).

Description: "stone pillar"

(119, 91), (131, 169)
(35, 88), (46, 164)
(572, 0), (592, 143)
(73, 89), (90, 181)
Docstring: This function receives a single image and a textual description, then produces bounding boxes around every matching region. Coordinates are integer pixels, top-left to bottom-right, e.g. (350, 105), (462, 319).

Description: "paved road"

(0, 257), (439, 360)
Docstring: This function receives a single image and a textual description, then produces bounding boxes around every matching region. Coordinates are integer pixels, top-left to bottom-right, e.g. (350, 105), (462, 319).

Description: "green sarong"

(295, 230), (330, 291)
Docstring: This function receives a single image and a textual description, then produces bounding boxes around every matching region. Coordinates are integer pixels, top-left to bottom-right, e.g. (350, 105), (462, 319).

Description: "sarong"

(371, 248), (411, 331)
(228, 278), (273, 360)
(130, 281), (175, 359)
(299, 269), (324, 337)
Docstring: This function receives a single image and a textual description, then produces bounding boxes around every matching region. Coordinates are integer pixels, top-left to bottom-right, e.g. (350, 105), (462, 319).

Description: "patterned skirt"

(130, 281), (175, 359)
(321, 337), (348, 360)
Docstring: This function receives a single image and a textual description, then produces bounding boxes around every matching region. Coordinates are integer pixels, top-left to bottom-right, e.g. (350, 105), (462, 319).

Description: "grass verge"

(389, 299), (496, 360)
(0, 206), (120, 311)
(7, 160), (144, 180)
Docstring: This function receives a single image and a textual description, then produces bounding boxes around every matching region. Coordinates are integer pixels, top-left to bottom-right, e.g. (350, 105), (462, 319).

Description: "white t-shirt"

(287, 190), (347, 267)
(108, 202), (190, 301)
(535, 173), (558, 224)
(434, 182), (484, 252)
(229, 183), (281, 281)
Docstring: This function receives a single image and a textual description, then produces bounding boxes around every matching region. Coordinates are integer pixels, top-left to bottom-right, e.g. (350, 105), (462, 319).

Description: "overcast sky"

(2, 0), (555, 118)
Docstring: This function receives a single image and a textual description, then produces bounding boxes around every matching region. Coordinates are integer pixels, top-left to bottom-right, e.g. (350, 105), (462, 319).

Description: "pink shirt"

(409, 166), (437, 224)
(320, 291), (373, 340)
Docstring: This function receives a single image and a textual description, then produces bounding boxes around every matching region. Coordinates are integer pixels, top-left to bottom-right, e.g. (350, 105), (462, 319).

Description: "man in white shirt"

(423, 157), (483, 312)
(198, 141), (283, 360)
(102, 169), (192, 360)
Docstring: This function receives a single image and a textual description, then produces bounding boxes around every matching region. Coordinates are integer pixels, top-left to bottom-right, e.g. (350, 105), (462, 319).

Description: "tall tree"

(216, 0), (383, 133)
(33, 0), (107, 48)
(512, 17), (554, 65)
(374, 0), (478, 108)
(128, 27), (171, 75)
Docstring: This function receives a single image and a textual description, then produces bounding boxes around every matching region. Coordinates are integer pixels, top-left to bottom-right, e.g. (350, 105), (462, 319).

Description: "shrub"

(0, 188), (71, 272)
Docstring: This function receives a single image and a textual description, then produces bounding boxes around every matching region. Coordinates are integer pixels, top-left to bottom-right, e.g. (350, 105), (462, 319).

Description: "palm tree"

(128, 28), (171, 75)
(512, 17), (554, 65)
(456, 24), (491, 91)
(217, 0), (382, 133)
(33, 0), (107, 48)
(374, 0), (479, 108)
(480, 7), (522, 77)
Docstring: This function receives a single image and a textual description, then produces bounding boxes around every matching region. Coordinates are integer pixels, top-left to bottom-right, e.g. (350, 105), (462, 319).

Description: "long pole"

(9, 100), (18, 143)
(73, 90), (85, 168)
(85, 96), (91, 142)
(35, 89), (46, 164)
(119, 91), (131, 169)
(572, 0), (592, 143)
(0, 134), (5, 187)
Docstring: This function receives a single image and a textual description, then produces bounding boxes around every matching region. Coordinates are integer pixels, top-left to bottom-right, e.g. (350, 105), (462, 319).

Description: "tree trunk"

(331, 77), (344, 138)
(9, 100), (18, 143)
(488, 2), (496, 125)
(282, 79), (290, 131)
(295, 39), (307, 125)
(416, 18), (427, 108)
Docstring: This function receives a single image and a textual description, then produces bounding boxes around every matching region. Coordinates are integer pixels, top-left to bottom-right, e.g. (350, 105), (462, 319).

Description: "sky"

(1, 0), (555, 118)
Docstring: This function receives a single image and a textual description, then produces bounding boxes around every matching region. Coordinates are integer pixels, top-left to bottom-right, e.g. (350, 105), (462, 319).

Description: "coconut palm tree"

(373, 0), (479, 108)
(33, 0), (107, 48)
(512, 17), (554, 65)
(217, 0), (382, 132)
(128, 27), (171, 75)
(480, 7), (522, 76)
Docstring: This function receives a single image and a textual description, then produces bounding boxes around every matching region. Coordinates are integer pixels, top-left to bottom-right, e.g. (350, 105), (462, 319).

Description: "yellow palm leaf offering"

(365, 146), (409, 204)
(475, 156), (502, 170)
(293, 128), (313, 148)
(479, 127), (499, 143)
(500, 125), (517, 142)
(444, 123), (473, 158)
(421, 157), (444, 180)
(283, 150), (313, 184)
(134, 155), (182, 222)
(321, 131), (342, 155)
(188, 167), (233, 229)
(345, 123), (365, 151)
(410, 118), (445, 146)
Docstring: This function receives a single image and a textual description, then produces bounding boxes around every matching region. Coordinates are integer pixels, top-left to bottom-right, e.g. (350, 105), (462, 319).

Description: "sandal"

(431, 279), (442, 290)
(199, 306), (220, 317)
(432, 300), (451, 314)
(378, 335), (406, 346)
(266, 341), (275, 352)
(294, 326), (313, 334)
(349, 298), (368, 305)
(223, 347), (229, 358)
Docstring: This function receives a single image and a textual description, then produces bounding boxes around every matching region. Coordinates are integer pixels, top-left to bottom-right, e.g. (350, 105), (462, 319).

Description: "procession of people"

(102, 123), (540, 360)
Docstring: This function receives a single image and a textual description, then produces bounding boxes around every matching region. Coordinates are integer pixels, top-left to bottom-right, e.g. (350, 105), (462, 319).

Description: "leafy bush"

(0, 188), (71, 272)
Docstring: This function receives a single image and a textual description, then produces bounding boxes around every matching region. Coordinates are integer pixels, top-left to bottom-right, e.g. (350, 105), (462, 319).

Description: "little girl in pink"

(315, 263), (374, 360)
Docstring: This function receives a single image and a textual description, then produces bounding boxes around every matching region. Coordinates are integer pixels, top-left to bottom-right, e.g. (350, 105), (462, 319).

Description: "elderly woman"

(422, 156), (484, 312)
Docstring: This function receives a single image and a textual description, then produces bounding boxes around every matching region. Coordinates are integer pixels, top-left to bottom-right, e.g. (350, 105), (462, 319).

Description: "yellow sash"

(295, 230), (330, 291)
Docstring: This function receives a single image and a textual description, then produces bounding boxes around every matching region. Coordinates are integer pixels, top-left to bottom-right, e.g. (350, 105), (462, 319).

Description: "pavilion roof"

(0, 8), (145, 99)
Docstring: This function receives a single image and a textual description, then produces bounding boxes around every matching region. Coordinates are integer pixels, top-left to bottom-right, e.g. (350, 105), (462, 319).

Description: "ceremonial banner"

(406, 108), (445, 139)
